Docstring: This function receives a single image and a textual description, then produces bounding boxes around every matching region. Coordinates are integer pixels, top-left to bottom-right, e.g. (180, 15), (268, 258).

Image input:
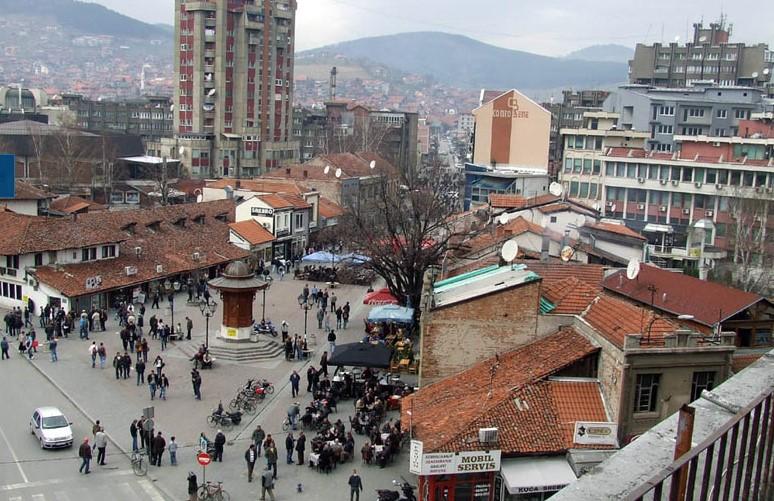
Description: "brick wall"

(419, 280), (540, 385)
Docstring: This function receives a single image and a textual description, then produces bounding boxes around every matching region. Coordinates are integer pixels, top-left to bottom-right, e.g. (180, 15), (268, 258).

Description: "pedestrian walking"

(148, 373), (157, 400)
(136, 359), (146, 386)
(265, 443), (278, 479)
(154, 355), (165, 379)
(295, 431), (306, 465)
(330, 292), (337, 313)
(348, 469), (364, 501)
(316, 307), (324, 329)
(245, 443), (257, 482)
(285, 432), (294, 464)
(78, 437), (92, 474)
(306, 366), (316, 392)
(159, 373), (169, 400)
(335, 307), (343, 329)
(191, 368), (202, 400)
(130, 420), (139, 452)
(113, 352), (122, 379)
(49, 337), (58, 362)
(89, 341), (97, 368)
(94, 428), (108, 465)
(320, 351), (329, 377)
(261, 465), (276, 501)
(97, 343), (107, 369)
(252, 425), (265, 457)
(289, 370), (300, 398)
(214, 429), (226, 462)
(122, 352), (132, 379)
(323, 310), (331, 331)
(1, 336), (9, 360)
(151, 431), (166, 466)
(186, 317), (193, 340)
(342, 302), (350, 329)
(327, 330), (336, 354)
(187, 471), (198, 501)
(168, 436), (178, 466)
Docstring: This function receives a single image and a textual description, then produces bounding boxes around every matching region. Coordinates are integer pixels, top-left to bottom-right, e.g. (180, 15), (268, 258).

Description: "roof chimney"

(303, 170), (308, 178)
(286, 168), (291, 176)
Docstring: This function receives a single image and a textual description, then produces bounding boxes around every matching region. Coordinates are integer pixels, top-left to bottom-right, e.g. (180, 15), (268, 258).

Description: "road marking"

(8, 496), (22, 501)
(0, 425), (28, 484)
(32, 495), (46, 501)
(0, 469), (134, 491)
(138, 480), (166, 501)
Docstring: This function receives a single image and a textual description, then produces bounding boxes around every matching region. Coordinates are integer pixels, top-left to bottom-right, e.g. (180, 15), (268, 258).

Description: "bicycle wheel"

(282, 419), (290, 432)
(265, 384), (274, 394)
(133, 456), (148, 476)
(242, 401), (257, 415)
(197, 485), (209, 500)
(207, 415), (218, 428)
(228, 398), (240, 411)
(219, 489), (231, 501)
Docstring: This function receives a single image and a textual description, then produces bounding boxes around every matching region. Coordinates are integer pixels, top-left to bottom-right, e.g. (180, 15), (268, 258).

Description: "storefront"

(410, 441), (501, 501)
(496, 457), (578, 500)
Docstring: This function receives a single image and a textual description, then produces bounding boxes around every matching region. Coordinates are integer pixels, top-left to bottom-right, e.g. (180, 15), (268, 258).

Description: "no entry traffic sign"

(197, 451), (211, 466)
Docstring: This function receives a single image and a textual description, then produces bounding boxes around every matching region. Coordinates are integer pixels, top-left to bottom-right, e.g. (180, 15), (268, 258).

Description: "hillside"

(0, 0), (170, 39)
(300, 32), (628, 90)
(565, 44), (634, 63)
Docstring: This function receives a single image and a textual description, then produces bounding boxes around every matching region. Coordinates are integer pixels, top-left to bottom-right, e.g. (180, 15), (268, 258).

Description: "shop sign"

(573, 421), (618, 446)
(251, 207), (274, 216)
(226, 328), (238, 338)
(410, 441), (501, 476)
(514, 484), (569, 494)
(85, 276), (103, 290)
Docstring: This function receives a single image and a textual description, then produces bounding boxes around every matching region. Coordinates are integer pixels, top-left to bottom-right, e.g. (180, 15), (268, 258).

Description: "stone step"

(206, 343), (285, 362)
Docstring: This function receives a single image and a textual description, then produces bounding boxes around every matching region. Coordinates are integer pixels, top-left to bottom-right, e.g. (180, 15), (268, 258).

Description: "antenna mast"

(329, 66), (337, 102)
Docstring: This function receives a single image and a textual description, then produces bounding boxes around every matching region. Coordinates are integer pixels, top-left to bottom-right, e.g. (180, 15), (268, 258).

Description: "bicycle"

(130, 451), (148, 476)
(198, 481), (230, 501)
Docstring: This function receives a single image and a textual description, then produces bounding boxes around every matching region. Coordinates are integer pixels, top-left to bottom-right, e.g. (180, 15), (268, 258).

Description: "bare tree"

(334, 164), (469, 312)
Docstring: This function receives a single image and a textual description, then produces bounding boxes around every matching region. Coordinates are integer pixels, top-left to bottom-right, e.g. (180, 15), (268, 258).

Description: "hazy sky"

(88, 0), (773, 56)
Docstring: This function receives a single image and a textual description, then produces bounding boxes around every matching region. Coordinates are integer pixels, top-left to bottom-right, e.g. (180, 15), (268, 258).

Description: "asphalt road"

(0, 356), (165, 501)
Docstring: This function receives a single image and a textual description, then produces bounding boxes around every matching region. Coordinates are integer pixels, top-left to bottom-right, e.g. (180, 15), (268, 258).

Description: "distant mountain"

(300, 32), (627, 90)
(565, 44), (634, 63)
(0, 0), (169, 39)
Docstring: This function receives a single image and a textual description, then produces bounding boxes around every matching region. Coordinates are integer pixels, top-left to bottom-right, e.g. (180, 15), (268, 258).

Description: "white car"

(30, 407), (73, 449)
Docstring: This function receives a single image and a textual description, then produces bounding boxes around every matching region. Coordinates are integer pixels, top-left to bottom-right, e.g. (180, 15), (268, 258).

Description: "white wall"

(3, 200), (38, 216)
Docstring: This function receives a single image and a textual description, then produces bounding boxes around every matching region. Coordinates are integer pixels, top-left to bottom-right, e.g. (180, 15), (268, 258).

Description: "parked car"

(30, 407), (73, 449)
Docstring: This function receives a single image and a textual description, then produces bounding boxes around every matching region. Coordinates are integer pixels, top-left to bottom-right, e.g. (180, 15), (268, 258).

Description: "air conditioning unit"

(478, 428), (499, 444)
(637, 177), (645, 184)
(638, 203), (646, 210)
(135, 246), (143, 257)
(156, 264), (163, 274)
(672, 180), (679, 186)
(706, 210), (714, 217)
(192, 252), (201, 261)
(695, 182), (702, 188)
(659, 206), (667, 212)
(715, 184), (723, 190)
(683, 208), (690, 215)
(125, 266), (138, 276)
(659, 179), (668, 185)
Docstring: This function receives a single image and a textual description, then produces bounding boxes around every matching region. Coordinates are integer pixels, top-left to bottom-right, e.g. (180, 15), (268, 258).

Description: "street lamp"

(297, 295), (312, 337)
(198, 298), (218, 349)
(163, 279), (181, 333)
(260, 275), (273, 322)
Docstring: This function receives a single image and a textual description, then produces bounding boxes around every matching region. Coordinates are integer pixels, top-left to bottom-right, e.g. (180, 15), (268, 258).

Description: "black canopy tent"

(328, 342), (392, 369)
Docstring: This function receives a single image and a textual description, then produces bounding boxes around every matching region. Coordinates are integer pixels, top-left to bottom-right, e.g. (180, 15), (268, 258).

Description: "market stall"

(364, 305), (416, 370)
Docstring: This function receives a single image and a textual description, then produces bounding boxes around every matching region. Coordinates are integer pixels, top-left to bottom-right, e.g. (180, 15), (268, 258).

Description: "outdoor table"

(309, 453), (320, 466)
(381, 433), (390, 443)
(375, 445), (384, 453)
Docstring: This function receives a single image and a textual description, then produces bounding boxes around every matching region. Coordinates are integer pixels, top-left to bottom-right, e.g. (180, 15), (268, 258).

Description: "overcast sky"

(88, 0), (773, 56)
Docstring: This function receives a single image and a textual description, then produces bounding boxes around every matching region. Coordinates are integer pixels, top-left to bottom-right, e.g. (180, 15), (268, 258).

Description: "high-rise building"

(164, 0), (299, 178)
(629, 18), (773, 92)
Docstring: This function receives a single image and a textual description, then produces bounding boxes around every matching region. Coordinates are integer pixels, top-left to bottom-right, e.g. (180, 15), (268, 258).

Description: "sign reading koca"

(409, 441), (501, 476)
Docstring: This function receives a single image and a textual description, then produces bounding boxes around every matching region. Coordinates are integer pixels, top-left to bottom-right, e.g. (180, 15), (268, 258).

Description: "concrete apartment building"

(156, 0), (300, 178)
(603, 82), (766, 152)
(629, 19), (774, 92)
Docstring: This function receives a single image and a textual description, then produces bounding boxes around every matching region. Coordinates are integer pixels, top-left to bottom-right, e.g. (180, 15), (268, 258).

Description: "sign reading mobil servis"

(409, 440), (501, 476)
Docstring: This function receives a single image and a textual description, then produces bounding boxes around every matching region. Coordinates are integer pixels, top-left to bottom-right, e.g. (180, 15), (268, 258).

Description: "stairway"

(179, 340), (285, 363)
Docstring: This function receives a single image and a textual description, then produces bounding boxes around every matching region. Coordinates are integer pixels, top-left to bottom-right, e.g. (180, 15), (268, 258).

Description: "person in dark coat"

(151, 432), (166, 466)
(78, 438), (92, 474)
(214, 430), (226, 462)
(285, 432), (295, 464)
(295, 431), (306, 465)
(245, 444), (258, 482)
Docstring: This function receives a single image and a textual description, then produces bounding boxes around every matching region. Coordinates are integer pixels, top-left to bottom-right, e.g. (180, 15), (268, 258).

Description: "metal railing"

(627, 387), (774, 501)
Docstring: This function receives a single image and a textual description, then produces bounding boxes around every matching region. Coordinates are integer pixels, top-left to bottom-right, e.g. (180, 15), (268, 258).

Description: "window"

(550, 216), (557, 223)
(688, 108), (705, 118)
(634, 374), (661, 413)
(34, 253), (43, 267)
(734, 109), (748, 119)
(5, 255), (19, 269)
(589, 183), (599, 199)
(579, 182), (590, 198)
(125, 192), (140, 204)
(656, 143), (672, 152)
(564, 158), (573, 173)
(0, 281), (22, 300)
(566, 135), (575, 149)
(101, 245), (116, 258)
(659, 106), (675, 116)
(682, 126), (703, 136)
(81, 248), (97, 262)
(294, 213), (304, 230)
(716, 109), (727, 119)
(691, 372), (716, 401)
(593, 160), (601, 175)
(582, 159), (592, 174)
(570, 181), (579, 196)
(574, 136), (585, 149)
(594, 137), (603, 150)
(573, 158), (582, 173)
(657, 124), (673, 134)
(605, 162), (614, 176)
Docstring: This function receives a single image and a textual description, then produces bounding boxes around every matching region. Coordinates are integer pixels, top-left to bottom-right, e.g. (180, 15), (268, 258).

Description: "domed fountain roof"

(223, 260), (251, 278)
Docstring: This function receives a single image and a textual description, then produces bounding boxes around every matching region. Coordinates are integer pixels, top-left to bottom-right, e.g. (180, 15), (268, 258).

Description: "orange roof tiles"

(543, 276), (599, 315)
(49, 196), (107, 214)
(584, 222), (646, 241)
(318, 197), (344, 219)
(0, 181), (53, 201)
(229, 220), (275, 246)
(257, 193), (311, 209)
(489, 193), (559, 209)
(582, 293), (678, 349)
(402, 327), (600, 453)
(520, 262), (607, 292)
(207, 178), (307, 195)
(603, 264), (765, 327)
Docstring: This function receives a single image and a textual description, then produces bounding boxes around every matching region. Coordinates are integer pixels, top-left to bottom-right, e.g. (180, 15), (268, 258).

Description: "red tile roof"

(542, 276), (599, 315)
(605, 147), (774, 166)
(582, 293), (678, 348)
(257, 193), (310, 209)
(0, 181), (54, 201)
(229, 220), (275, 246)
(584, 222), (646, 241)
(602, 264), (765, 327)
(520, 262), (607, 292)
(318, 197), (344, 219)
(489, 193), (559, 209)
(402, 327), (601, 453)
(49, 196), (107, 214)
(206, 178), (307, 195)
(0, 211), (125, 255)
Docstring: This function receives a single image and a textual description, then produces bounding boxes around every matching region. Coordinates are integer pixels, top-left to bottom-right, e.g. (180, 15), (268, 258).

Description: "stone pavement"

(2, 274), (414, 499)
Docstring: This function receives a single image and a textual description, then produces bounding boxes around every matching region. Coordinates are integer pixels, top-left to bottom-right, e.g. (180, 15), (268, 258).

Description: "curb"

(24, 356), (179, 501)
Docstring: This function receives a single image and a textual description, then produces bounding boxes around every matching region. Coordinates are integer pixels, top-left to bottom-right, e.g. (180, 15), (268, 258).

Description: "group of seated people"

(299, 397), (337, 431)
(361, 418), (403, 468)
(309, 419), (356, 473)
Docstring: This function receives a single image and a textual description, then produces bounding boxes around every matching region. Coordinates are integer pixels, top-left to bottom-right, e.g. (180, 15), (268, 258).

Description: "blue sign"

(0, 154), (15, 199)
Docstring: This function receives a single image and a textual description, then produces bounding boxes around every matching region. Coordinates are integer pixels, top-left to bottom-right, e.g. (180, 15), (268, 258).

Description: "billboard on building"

(0, 154), (15, 198)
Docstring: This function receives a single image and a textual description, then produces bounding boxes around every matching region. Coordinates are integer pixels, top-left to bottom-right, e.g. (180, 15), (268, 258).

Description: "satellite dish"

(207, 88), (216, 96)
(560, 246), (575, 262)
(611, 204), (617, 212)
(751, 72), (759, 79)
(549, 182), (563, 197)
(764, 68), (770, 75)
(323, 165), (330, 175)
(369, 160), (376, 169)
(626, 258), (641, 280)
(178, 146), (185, 156)
(335, 168), (342, 178)
(196, 194), (203, 203)
(498, 213), (509, 225)
(592, 202), (601, 212)
(500, 239), (519, 263)
(170, 104), (175, 112)
(698, 35), (707, 43)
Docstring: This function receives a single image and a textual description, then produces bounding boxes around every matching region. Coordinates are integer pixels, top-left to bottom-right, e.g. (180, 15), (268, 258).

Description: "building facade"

(169, 0), (300, 178)
(58, 94), (174, 140)
(628, 19), (773, 92)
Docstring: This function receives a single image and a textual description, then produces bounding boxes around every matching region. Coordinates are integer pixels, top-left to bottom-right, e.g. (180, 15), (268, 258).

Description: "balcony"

(245, 19), (264, 31)
(185, 1), (216, 12)
(204, 17), (216, 28)
(647, 243), (727, 260)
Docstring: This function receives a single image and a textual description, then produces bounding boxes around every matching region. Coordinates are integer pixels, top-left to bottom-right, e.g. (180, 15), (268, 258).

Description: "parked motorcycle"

(376, 478), (416, 501)
(253, 320), (278, 337)
(207, 402), (242, 429)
